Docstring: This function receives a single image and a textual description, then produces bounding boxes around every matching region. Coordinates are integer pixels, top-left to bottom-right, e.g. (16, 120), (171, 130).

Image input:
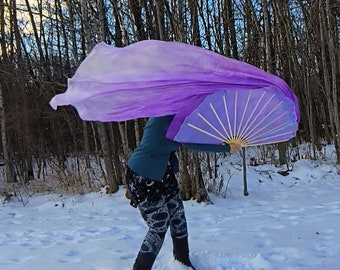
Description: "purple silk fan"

(50, 40), (300, 146)
(169, 87), (298, 146)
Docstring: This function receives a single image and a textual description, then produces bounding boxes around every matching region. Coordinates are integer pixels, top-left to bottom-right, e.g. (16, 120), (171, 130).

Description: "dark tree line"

(0, 0), (339, 198)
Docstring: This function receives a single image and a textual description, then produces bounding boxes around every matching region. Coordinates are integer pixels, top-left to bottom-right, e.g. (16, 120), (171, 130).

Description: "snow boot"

(172, 236), (196, 270)
(133, 252), (157, 270)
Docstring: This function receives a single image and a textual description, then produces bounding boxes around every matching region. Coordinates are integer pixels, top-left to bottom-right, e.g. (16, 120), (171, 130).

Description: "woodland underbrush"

(0, 142), (337, 206)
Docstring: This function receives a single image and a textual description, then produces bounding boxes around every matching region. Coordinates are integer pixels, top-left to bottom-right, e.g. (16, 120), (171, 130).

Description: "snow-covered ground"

(1, 145), (340, 270)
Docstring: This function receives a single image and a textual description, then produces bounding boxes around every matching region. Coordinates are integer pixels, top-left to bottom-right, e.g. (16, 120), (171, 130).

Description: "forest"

(0, 0), (339, 199)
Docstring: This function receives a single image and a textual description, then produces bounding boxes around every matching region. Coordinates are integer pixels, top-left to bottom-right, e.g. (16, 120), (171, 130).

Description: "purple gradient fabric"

(50, 40), (300, 144)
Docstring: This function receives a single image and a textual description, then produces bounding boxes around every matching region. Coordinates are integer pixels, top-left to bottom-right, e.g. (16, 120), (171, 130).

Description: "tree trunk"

(155, 0), (165, 40)
(189, 0), (201, 46)
(109, 122), (124, 185)
(97, 122), (118, 193)
(0, 84), (15, 183)
(193, 152), (209, 203)
(262, 0), (273, 73)
(224, 0), (238, 59)
(129, 0), (146, 40)
(83, 121), (92, 189)
(179, 147), (194, 200)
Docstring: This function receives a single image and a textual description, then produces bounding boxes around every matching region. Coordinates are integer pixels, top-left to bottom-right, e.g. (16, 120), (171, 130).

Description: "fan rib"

(233, 91), (238, 138)
(239, 94), (276, 140)
(187, 123), (225, 142)
(210, 103), (228, 136)
(223, 95), (233, 139)
(247, 120), (290, 142)
(197, 113), (227, 139)
(238, 92), (267, 140)
(243, 100), (283, 139)
(248, 130), (294, 145)
(237, 91), (251, 137)
(247, 111), (289, 141)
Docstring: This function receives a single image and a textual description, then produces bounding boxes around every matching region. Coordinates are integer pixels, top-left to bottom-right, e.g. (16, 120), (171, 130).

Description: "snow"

(1, 145), (340, 270)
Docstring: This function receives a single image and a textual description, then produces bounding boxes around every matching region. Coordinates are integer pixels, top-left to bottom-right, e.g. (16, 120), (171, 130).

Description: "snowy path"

(1, 159), (340, 270)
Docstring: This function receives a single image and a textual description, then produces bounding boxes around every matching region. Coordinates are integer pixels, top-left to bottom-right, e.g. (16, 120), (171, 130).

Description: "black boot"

(133, 252), (157, 270)
(172, 236), (196, 270)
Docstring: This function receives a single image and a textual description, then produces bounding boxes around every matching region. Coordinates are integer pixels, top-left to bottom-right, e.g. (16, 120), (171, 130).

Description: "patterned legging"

(126, 166), (188, 256)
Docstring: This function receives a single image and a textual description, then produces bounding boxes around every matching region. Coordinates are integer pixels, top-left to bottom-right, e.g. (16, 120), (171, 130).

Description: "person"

(126, 115), (240, 270)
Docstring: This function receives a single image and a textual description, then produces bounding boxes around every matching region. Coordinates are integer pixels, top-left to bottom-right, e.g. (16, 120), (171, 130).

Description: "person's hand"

(229, 143), (241, 153)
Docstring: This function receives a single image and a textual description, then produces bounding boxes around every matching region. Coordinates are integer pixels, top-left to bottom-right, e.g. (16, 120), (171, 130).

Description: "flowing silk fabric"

(50, 40), (299, 144)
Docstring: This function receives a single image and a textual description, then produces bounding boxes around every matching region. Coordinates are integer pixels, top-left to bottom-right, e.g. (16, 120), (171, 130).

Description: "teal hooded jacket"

(127, 115), (231, 181)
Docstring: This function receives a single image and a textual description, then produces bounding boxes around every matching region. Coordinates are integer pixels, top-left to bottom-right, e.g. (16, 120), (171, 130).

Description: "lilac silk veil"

(50, 40), (299, 145)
